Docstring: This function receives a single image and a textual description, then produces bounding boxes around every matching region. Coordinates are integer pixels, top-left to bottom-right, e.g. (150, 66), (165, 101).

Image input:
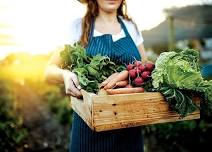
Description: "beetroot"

(127, 63), (134, 71)
(133, 77), (144, 87)
(145, 63), (155, 71)
(129, 69), (137, 79)
(134, 61), (142, 67)
(141, 71), (151, 79)
(138, 65), (146, 72)
(134, 67), (141, 75)
(126, 61), (154, 89)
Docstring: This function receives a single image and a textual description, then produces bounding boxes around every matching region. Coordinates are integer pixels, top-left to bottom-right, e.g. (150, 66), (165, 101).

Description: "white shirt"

(65, 17), (144, 46)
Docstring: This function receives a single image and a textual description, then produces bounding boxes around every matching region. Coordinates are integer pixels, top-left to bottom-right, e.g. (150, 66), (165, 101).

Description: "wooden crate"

(71, 90), (200, 132)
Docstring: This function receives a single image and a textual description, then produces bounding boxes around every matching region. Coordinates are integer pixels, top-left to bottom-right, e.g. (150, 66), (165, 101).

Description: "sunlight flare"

(0, 0), (202, 57)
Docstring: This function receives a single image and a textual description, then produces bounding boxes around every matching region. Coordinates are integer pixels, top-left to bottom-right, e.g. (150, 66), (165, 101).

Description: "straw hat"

(78, 0), (88, 3)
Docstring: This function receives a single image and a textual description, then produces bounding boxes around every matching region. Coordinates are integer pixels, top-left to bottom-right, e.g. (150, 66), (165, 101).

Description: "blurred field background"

(1, 0), (212, 152)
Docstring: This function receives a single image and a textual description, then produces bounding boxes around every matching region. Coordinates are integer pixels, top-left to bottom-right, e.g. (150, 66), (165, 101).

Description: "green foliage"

(152, 49), (201, 89)
(152, 48), (212, 117)
(0, 80), (27, 151)
(60, 43), (122, 93)
(159, 86), (199, 117)
(144, 118), (212, 152)
(43, 87), (73, 125)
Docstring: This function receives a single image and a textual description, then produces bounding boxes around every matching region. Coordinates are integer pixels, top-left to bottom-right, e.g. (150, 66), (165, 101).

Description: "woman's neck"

(96, 9), (118, 24)
(95, 10), (121, 35)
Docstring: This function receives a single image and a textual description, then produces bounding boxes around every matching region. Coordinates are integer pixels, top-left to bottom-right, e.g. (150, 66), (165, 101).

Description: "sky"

(0, 0), (206, 59)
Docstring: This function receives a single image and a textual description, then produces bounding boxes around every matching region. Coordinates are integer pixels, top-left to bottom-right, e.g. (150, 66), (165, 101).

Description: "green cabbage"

(152, 49), (212, 117)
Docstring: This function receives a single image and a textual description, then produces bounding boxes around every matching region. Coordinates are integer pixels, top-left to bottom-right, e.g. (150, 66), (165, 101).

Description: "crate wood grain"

(71, 90), (200, 132)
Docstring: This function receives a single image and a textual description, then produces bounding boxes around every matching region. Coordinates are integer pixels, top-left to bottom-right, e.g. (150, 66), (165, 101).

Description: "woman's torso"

(70, 17), (144, 152)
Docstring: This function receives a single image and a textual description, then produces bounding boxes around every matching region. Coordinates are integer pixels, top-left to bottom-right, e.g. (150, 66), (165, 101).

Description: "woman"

(45, 0), (149, 151)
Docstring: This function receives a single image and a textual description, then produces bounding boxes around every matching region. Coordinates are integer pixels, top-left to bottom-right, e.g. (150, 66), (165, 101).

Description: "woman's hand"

(62, 70), (82, 98)
(100, 70), (129, 89)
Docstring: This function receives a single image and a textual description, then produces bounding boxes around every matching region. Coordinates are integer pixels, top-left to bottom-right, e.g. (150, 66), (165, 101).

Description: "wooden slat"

(71, 90), (201, 132)
(94, 112), (200, 132)
(71, 90), (95, 129)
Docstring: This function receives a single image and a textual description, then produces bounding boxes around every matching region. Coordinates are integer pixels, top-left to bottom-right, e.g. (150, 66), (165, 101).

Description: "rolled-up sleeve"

(64, 18), (82, 45)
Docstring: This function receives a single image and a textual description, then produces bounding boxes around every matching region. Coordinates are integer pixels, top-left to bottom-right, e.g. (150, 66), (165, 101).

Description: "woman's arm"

(44, 48), (66, 84)
(44, 47), (82, 98)
(137, 43), (148, 63)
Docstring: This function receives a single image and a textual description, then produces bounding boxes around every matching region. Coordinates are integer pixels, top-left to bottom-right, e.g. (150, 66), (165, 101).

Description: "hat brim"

(78, 0), (87, 3)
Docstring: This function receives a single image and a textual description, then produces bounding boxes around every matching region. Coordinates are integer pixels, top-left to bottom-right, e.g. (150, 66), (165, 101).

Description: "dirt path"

(15, 83), (70, 152)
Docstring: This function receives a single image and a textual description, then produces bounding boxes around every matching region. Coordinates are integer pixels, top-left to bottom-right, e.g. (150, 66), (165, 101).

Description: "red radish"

(133, 77), (144, 87)
(145, 63), (155, 71)
(129, 69), (137, 79)
(138, 64), (146, 72)
(134, 67), (141, 75)
(141, 71), (151, 79)
(127, 63), (134, 71)
(134, 61), (142, 67)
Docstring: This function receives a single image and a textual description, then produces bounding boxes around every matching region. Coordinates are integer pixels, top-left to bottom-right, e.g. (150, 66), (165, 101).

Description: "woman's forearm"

(138, 44), (148, 63)
(44, 64), (67, 84)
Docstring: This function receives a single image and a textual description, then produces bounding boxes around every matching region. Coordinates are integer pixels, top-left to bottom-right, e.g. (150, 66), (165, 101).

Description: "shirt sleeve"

(123, 19), (144, 46)
(135, 30), (144, 46)
(64, 18), (82, 45)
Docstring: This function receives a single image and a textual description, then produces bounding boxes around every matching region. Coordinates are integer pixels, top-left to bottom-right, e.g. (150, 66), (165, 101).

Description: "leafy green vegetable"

(152, 48), (212, 117)
(159, 85), (199, 118)
(60, 43), (124, 93)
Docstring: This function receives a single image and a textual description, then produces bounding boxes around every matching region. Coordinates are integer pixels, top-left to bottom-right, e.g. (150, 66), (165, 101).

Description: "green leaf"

(160, 86), (198, 118)
(60, 44), (119, 93)
(152, 48), (212, 116)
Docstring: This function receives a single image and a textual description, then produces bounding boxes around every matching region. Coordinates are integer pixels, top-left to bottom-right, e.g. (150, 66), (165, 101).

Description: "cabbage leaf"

(152, 49), (212, 117)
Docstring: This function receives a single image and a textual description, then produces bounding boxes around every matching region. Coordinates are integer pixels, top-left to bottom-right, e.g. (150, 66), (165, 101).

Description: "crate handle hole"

(114, 111), (117, 115)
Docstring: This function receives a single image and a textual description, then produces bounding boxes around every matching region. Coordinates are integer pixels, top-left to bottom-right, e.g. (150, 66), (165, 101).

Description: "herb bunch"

(60, 43), (124, 93)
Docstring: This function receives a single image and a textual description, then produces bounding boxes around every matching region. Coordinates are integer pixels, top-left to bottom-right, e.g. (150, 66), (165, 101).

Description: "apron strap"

(88, 17), (95, 44)
(117, 16), (131, 37)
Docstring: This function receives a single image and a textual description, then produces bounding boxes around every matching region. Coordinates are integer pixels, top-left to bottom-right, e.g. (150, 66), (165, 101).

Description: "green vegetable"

(60, 43), (124, 93)
(159, 86), (199, 118)
(152, 48), (212, 117)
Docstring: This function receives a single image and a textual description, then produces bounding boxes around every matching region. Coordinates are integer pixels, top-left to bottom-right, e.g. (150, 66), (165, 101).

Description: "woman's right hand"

(62, 70), (82, 98)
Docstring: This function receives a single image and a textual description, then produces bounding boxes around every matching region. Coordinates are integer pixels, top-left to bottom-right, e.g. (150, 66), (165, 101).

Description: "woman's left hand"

(100, 70), (129, 89)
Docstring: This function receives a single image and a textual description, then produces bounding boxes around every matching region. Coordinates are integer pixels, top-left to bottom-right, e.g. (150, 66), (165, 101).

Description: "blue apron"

(70, 17), (143, 152)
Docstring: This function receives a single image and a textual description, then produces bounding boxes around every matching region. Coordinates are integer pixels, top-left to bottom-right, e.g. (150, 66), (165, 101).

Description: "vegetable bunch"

(152, 48), (212, 117)
(60, 43), (120, 93)
(126, 60), (155, 91)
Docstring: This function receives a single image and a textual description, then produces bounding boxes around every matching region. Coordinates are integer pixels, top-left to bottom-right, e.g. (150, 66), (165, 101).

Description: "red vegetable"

(134, 67), (141, 75)
(145, 63), (155, 71)
(138, 65), (146, 72)
(127, 63), (134, 71)
(141, 71), (151, 79)
(129, 69), (137, 79)
(133, 77), (144, 87)
(134, 61), (142, 67)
